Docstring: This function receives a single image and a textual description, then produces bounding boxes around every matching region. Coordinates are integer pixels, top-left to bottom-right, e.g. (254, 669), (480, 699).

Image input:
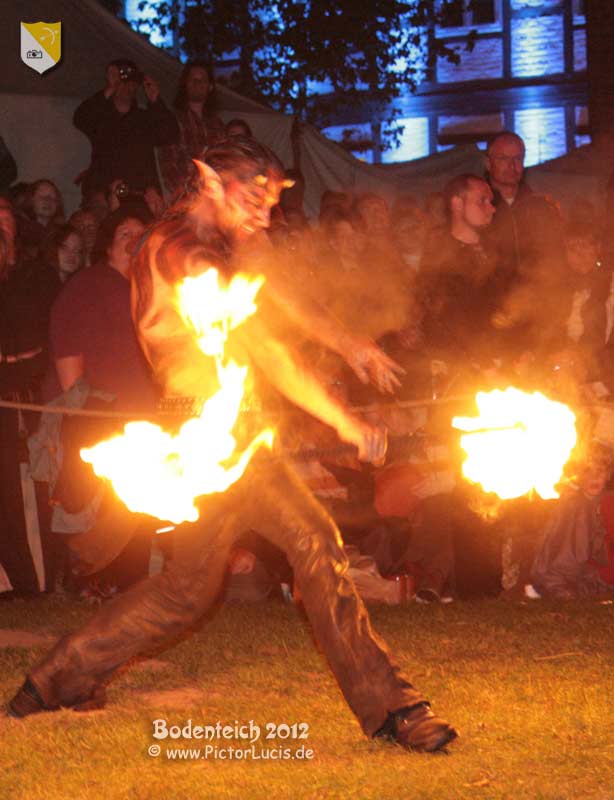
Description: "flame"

(81, 269), (274, 524)
(452, 387), (577, 500)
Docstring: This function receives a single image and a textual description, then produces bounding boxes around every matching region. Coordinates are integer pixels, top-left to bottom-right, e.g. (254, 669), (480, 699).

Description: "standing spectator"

(0, 198), (53, 597)
(19, 179), (64, 260)
(74, 59), (179, 199)
(157, 62), (225, 199)
(485, 131), (564, 290)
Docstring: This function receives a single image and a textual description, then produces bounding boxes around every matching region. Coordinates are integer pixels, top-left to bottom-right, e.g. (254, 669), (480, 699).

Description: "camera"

(118, 63), (143, 84)
(26, 49), (43, 59)
(115, 182), (144, 200)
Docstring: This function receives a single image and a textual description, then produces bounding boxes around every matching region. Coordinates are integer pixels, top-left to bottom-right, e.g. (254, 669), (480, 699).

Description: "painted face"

(33, 182), (59, 222)
(461, 179), (495, 229)
(487, 137), (525, 191)
(186, 67), (211, 103)
(58, 232), (84, 279)
(222, 173), (283, 241)
(107, 218), (145, 276)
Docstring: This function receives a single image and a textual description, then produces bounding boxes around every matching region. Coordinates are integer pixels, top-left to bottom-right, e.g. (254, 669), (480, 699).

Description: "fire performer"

(8, 138), (457, 753)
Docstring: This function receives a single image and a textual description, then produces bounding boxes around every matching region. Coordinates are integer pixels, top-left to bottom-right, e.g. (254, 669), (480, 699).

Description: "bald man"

(485, 131), (564, 291)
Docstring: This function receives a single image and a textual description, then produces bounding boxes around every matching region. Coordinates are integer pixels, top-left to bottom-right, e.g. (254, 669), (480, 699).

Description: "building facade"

(123, 0), (588, 166)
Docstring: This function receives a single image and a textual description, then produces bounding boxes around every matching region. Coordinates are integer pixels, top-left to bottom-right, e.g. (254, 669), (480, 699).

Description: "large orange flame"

(452, 387), (577, 500)
(81, 269), (274, 524)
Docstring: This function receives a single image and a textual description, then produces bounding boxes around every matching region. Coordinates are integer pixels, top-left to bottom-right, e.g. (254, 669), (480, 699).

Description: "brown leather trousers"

(29, 456), (424, 736)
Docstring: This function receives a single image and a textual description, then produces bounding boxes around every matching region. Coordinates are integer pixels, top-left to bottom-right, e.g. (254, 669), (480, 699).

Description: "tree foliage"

(135, 0), (466, 149)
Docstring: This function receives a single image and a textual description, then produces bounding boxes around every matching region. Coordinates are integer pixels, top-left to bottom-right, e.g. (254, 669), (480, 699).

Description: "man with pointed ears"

(8, 138), (456, 754)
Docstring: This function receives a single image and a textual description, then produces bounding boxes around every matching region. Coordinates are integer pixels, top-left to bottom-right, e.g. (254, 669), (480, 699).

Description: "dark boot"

(7, 679), (106, 718)
(374, 702), (458, 753)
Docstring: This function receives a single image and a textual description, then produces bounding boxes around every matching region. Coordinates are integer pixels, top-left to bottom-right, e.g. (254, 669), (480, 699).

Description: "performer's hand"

(338, 417), (387, 465)
(345, 336), (404, 394)
(143, 74), (160, 103)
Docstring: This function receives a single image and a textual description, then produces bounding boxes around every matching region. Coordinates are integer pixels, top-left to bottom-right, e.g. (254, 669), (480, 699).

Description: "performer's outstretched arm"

(235, 316), (386, 465)
(261, 269), (404, 395)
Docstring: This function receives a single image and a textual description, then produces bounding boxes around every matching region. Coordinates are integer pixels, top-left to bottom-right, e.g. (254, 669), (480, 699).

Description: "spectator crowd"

(1, 58), (614, 608)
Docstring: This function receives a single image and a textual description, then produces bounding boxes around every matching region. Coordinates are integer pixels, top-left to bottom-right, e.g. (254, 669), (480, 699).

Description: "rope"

(0, 392), (474, 421)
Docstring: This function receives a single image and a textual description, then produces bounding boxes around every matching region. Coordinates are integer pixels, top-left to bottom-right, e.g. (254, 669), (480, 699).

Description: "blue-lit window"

(322, 123), (375, 164)
(381, 117), (430, 163)
(438, 0), (501, 32)
(573, 0), (585, 19)
(514, 107), (567, 166)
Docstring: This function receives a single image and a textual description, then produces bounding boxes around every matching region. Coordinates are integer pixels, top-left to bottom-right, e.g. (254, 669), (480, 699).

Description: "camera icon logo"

(26, 49), (43, 59)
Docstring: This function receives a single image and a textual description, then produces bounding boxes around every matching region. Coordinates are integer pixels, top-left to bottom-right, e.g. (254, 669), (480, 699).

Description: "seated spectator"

(157, 61), (225, 199)
(392, 197), (428, 274)
(41, 224), (85, 286)
(82, 189), (109, 224)
(8, 182), (31, 216)
(226, 118), (253, 138)
(74, 59), (179, 198)
(19, 179), (64, 259)
(42, 207), (158, 595)
(418, 174), (501, 363)
(69, 209), (98, 267)
(531, 445), (614, 599)
(319, 190), (353, 225)
(558, 223), (609, 354)
(46, 207), (156, 409)
(314, 206), (412, 343)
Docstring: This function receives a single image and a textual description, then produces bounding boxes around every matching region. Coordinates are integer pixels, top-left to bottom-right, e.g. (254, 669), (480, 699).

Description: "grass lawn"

(0, 595), (613, 800)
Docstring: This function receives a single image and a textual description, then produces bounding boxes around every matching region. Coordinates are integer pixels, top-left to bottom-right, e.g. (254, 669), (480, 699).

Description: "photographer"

(73, 59), (179, 200)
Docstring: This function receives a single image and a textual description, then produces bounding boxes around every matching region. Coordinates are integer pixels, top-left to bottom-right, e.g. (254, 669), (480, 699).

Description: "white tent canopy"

(3, 0), (598, 217)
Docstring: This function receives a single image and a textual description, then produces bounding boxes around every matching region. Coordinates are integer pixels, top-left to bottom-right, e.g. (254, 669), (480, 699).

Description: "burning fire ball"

(80, 269), (274, 525)
(452, 387), (577, 501)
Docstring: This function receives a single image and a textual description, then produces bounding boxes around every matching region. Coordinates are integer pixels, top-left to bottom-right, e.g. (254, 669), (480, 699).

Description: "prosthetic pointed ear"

(193, 159), (225, 206)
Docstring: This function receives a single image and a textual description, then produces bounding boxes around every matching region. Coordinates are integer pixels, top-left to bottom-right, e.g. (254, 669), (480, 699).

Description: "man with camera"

(73, 59), (179, 200)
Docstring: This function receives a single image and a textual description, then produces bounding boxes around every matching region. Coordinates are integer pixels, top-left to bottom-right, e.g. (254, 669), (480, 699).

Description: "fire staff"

(8, 138), (456, 754)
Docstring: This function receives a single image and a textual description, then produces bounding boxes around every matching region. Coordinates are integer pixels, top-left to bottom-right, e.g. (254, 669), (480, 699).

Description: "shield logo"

(21, 21), (61, 75)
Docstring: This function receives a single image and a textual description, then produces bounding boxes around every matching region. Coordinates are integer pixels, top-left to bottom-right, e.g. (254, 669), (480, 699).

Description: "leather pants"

(29, 455), (425, 736)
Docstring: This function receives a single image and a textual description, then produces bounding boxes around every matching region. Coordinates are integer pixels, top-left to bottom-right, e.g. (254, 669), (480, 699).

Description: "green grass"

(1, 597), (613, 799)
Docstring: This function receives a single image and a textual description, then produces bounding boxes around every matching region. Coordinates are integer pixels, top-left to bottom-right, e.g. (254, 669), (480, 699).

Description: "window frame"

(436, 0), (502, 37)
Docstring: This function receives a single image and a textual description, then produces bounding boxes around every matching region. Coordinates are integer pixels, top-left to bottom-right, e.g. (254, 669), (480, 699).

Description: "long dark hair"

(40, 223), (83, 278)
(173, 61), (218, 114)
(24, 179), (65, 224)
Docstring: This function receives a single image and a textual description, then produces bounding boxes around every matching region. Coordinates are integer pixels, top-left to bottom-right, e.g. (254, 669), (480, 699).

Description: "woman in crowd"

(19, 179), (65, 259)
(44, 207), (157, 596)
(40, 223), (85, 286)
